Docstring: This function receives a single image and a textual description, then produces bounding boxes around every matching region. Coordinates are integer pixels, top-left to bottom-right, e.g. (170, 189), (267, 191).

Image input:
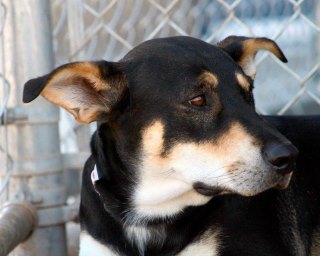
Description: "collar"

(91, 164), (100, 184)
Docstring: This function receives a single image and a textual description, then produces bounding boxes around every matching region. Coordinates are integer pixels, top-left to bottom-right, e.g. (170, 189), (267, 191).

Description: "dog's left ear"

(23, 61), (127, 124)
(217, 36), (287, 79)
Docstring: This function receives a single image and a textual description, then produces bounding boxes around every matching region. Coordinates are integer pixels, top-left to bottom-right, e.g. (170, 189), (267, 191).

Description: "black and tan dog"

(23, 36), (320, 256)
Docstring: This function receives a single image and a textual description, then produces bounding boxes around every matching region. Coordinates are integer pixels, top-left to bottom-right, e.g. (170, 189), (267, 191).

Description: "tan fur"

(243, 39), (284, 62)
(240, 38), (284, 79)
(236, 72), (250, 91)
(177, 122), (255, 161)
(41, 62), (109, 123)
(142, 120), (165, 158)
(199, 71), (218, 89)
(53, 62), (105, 90)
(134, 120), (270, 218)
(141, 121), (256, 169)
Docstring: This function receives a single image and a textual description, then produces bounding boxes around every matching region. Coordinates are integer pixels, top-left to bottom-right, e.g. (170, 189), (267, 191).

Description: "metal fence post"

(1, 0), (67, 255)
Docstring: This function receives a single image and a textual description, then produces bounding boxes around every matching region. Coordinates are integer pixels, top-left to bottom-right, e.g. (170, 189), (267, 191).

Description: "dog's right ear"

(217, 36), (287, 79)
(23, 61), (127, 124)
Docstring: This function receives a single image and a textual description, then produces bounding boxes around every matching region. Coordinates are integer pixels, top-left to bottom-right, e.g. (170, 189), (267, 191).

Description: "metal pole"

(0, 1), (67, 255)
(0, 201), (37, 256)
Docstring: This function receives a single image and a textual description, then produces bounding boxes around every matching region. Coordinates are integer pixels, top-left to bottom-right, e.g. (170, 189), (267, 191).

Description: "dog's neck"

(89, 123), (134, 221)
(87, 124), (167, 253)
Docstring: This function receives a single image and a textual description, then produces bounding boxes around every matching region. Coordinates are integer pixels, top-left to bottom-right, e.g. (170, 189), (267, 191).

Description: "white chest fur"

(79, 229), (220, 256)
(79, 232), (118, 256)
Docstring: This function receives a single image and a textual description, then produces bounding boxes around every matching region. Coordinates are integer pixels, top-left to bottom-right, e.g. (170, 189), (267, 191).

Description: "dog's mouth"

(193, 182), (225, 197)
(274, 172), (293, 190)
(193, 171), (293, 197)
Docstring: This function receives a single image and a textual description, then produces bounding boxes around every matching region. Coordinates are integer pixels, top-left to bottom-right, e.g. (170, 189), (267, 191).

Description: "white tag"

(91, 165), (100, 183)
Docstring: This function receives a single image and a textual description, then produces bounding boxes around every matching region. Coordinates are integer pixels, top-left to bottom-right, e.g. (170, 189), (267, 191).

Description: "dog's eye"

(188, 95), (206, 107)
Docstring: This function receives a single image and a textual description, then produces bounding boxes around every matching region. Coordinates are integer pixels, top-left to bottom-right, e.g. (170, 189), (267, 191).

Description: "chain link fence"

(0, 1), (319, 254)
(0, 0), (320, 196)
(49, 0), (320, 154)
(1, 0), (320, 201)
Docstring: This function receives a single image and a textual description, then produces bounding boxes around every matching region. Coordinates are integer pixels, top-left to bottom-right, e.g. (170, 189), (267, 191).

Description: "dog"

(23, 36), (320, 256)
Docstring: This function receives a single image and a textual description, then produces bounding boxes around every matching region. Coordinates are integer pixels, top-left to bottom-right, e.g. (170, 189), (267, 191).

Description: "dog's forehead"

(123, 36), (236, 71)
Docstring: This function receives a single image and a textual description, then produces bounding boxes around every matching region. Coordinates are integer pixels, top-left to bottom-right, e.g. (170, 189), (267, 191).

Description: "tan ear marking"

(243, 39), (287, 63)
(240, 38), (287, 79)
(218, 36), (287, 79)
(47, 62), (106, 90)
(31, 61), (127, 124)
(236, 72), (250, 91)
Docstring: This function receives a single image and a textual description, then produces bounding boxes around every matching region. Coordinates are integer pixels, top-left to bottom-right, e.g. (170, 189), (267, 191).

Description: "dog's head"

(23, 36), (298, 220)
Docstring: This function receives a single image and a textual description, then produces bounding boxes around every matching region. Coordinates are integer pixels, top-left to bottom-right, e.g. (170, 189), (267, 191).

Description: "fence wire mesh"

(1, 0), (320, 196)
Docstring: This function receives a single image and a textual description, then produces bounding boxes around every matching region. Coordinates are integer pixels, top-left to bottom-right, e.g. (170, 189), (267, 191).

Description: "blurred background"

(0, 0), (320, 255)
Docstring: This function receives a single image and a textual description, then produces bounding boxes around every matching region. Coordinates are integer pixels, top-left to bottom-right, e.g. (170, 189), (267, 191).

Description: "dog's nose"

(263, 143), (298, 175)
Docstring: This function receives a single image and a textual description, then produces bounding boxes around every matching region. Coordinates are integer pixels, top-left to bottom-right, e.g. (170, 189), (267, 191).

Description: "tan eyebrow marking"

(199, 71), (218, 89)
(236, 72), (251, 91)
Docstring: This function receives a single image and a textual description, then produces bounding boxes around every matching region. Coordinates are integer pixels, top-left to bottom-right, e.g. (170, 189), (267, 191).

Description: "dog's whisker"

(200, 164), (241, 180)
